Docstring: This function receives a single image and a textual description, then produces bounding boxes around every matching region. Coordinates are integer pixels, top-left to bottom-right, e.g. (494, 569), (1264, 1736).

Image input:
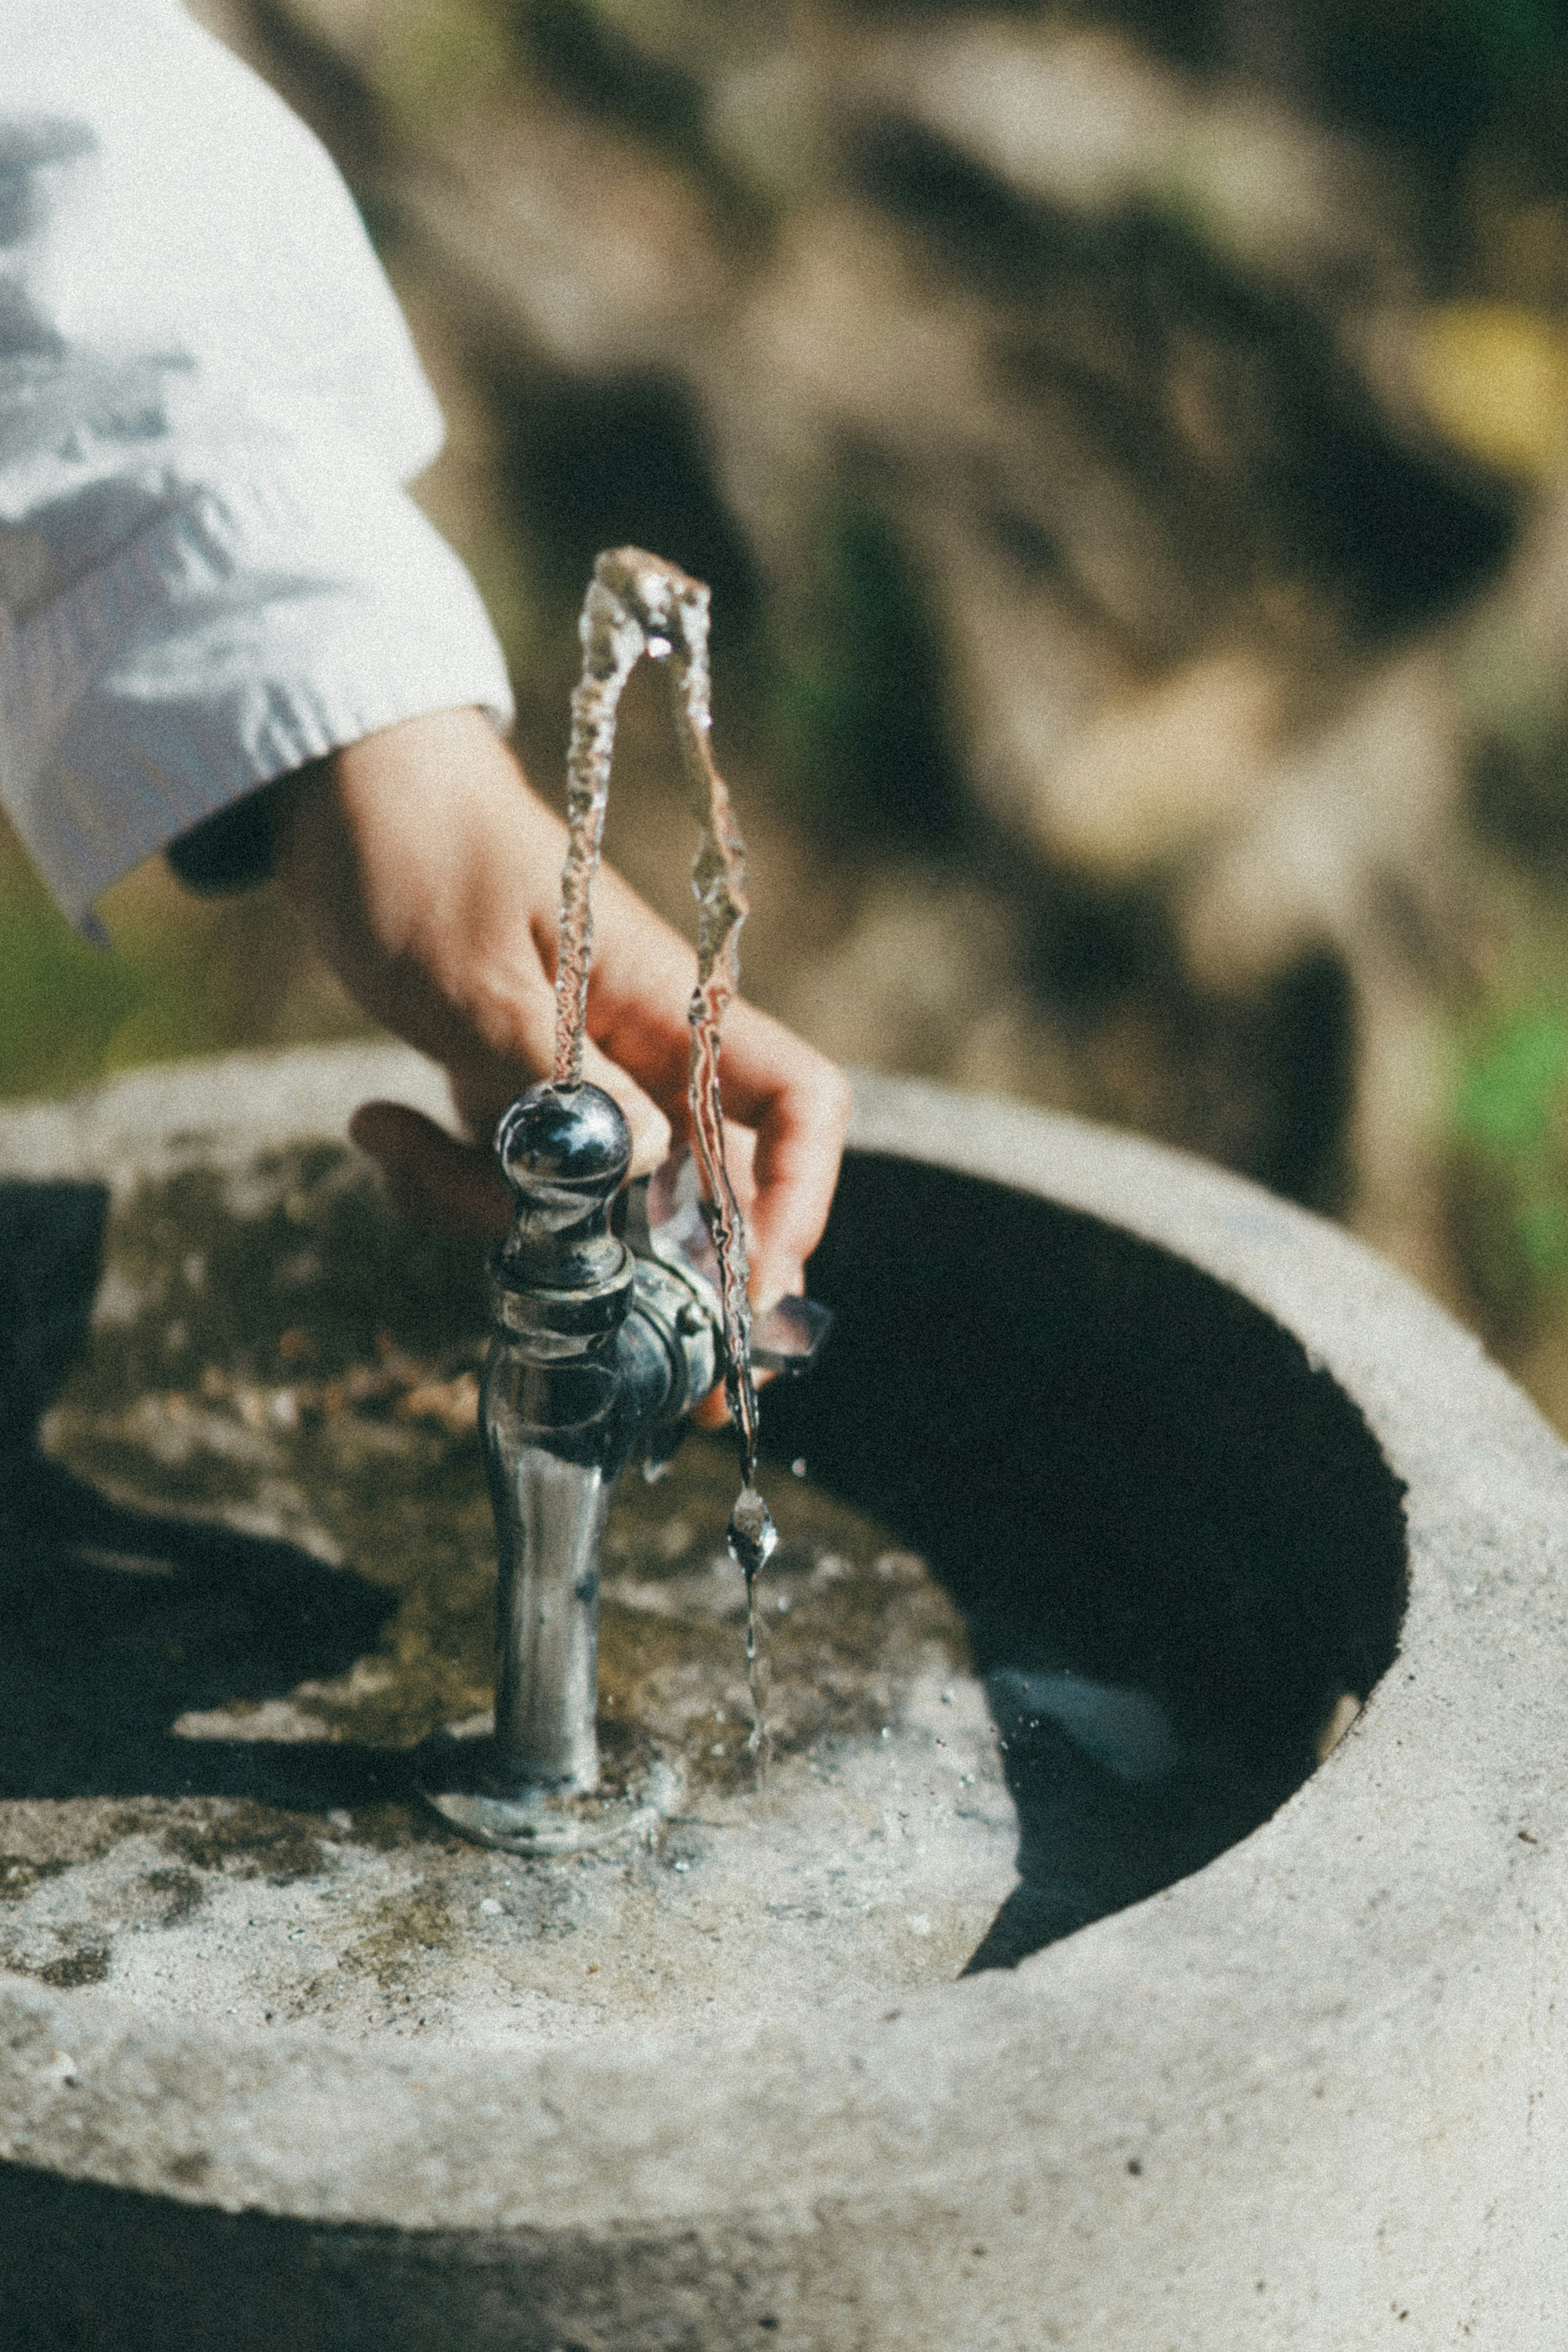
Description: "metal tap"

(419, 1078), (829, 1853)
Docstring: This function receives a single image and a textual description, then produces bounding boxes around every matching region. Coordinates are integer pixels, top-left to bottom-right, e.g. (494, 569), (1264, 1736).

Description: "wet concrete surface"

(0, 1146), (1016, 2049)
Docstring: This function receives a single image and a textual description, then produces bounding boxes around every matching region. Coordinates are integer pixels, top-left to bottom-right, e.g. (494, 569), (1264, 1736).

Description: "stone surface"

(0, 1062), (1016, 2051)
(1, 1044), (1566, 2348)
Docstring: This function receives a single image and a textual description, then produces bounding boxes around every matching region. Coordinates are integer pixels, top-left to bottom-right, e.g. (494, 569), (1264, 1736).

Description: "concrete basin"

(1, 1044), (1565, 2349)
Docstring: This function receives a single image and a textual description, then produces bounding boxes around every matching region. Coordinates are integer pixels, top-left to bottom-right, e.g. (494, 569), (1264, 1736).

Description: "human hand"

(271, 706), (851, 1312)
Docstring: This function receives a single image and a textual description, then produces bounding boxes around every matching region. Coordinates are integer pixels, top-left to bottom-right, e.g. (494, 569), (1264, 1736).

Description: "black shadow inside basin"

(762, 1152), (1410, 1965)
(0, 1144), (1409, 1974)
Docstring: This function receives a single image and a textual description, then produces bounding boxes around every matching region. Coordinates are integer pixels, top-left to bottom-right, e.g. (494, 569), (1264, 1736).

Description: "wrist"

(165, 757), (331, 895)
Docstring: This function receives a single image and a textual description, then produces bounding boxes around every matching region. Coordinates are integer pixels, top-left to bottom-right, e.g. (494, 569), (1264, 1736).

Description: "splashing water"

(729, 1480), (779, 1771)
(553, 547), (779, 1763)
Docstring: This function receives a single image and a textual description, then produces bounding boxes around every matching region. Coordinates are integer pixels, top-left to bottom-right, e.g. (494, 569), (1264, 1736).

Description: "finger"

(690, 1361), (782, 1432)
(708, 1009), (852, 1309)
(717, 1121), (758, 1220)
(349, 1101), (511, 1240)
(580, 1036), (673, 1179)
(447, 1028), (672, 1183)
(692, 1385), (733, 1432)
(561, 862), (847, 1267)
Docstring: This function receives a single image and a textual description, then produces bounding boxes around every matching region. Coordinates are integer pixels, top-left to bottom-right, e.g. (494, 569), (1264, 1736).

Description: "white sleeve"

(0, 0), (515, 929)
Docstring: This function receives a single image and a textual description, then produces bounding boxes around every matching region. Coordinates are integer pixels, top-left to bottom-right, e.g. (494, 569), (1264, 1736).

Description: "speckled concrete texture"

(2, 1045), (1566, 2349)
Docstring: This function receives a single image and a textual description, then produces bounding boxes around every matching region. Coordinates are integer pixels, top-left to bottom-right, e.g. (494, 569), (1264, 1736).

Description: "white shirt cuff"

(0, 450), (515, 929)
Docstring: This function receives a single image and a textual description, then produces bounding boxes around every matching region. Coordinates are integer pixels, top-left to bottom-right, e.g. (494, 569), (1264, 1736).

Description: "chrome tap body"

(482, 1080), (722, 1798)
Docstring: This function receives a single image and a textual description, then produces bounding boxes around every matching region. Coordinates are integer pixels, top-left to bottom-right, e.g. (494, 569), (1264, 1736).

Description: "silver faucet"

(420, 1077), (828, 1853)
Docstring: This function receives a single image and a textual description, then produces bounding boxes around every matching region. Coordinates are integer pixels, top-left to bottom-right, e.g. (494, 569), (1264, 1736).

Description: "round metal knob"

(493, 1082), (632, 1294)
(496, 1081), (630, 1203)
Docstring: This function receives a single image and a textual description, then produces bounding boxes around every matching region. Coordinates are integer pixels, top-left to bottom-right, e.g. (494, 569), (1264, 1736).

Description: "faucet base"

(415, 1728), (683, 1856)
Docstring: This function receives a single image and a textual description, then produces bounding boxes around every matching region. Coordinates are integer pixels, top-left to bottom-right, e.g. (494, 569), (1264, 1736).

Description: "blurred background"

(16, 0), (1568, 1422)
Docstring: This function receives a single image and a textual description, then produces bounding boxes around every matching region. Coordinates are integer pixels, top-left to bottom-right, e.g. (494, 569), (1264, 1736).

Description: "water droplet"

(727, 1484), (777, 1580)
(725, 1484), (777, 1781)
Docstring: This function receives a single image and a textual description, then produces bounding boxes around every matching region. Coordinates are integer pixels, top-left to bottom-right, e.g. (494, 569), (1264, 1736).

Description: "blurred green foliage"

(373, 0), (515, 135)
(0, 830), (363, 1104)
(766, 501), (964, 853)
(1455, 1009), (1568, 1156)
(0, 853), (138, 1100)
(1452, 1005), (1568, 1330)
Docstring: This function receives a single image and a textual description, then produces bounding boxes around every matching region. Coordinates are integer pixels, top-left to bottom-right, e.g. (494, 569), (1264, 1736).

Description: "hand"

(271, 706), (851, 1311)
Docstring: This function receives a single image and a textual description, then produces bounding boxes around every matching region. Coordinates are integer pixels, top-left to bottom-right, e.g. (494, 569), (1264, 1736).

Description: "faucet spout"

(489, 1451), (610, 1796)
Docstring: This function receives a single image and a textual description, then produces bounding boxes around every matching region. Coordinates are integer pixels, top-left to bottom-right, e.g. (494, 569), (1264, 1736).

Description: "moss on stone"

(159, 1805), (327, 1887)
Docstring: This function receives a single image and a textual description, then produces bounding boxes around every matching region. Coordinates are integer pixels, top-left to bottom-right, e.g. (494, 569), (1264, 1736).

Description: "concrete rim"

(2, 1044), (1566, 2308)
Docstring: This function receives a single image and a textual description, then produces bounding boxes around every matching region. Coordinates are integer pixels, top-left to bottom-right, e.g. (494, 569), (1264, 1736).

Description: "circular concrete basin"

(1, 1045), (1565, 2349)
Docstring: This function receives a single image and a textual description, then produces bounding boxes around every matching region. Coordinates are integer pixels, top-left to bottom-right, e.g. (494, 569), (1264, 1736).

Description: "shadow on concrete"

(0, 1179), (404, 1812)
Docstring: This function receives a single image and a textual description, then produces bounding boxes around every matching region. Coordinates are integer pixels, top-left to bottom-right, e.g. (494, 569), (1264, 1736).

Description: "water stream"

(554, 548), (778, 1760)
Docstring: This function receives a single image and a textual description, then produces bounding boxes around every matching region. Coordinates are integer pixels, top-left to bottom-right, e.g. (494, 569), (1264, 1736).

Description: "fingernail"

(751, 1265), (803, 1317)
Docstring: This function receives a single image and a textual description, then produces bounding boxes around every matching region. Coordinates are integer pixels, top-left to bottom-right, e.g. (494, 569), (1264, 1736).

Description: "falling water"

(553, 547), (779, 1766)
(552, 566), (645, 1087)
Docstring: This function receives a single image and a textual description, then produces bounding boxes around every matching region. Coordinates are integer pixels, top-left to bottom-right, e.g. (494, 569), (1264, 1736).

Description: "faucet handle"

(628, 1151), (833, 1380)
